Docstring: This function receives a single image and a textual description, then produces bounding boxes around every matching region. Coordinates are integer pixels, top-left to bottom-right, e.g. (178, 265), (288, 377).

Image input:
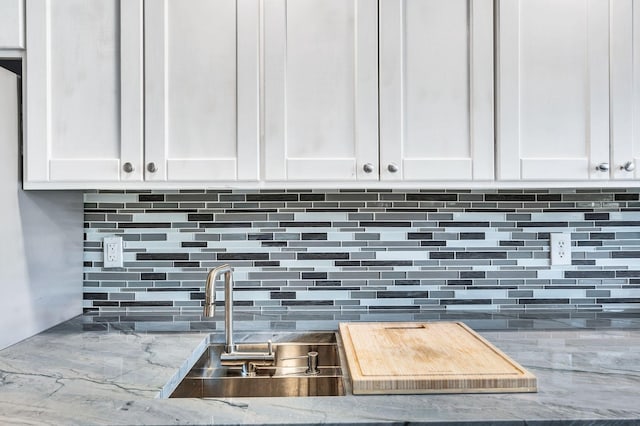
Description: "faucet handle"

(267, 339), (273, 355)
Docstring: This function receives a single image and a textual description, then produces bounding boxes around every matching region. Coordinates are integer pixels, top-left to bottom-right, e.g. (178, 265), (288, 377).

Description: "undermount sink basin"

(169, 333), (346, 398)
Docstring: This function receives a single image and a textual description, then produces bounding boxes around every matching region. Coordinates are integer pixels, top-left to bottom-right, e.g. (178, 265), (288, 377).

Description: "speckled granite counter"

(1, 311), (639, 425)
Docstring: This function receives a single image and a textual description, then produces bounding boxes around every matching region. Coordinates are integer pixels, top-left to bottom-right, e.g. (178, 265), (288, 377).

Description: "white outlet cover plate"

(550, 233), (572, 266)
(103, 236), (123, 268)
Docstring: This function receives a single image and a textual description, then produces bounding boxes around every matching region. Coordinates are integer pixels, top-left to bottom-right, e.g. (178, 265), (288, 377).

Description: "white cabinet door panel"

(380, 0), (493, 181)
(632, 0), (640, 179)
(610, 0), (637, 179)
(0, 0), (24, 49)
(497, 0), (610, 181)
(144, 0), (260, 182)
(25, 0), (143, 183)
(264, 0), (378, 181)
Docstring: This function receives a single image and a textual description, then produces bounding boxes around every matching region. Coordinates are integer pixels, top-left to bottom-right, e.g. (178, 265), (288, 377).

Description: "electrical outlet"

(550, 233), (571, 266)
(103, 236), (123, 268)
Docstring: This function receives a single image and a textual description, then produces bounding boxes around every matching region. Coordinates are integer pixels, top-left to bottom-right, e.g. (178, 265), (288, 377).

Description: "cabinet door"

(380, 0), (493, 181)
(610, 0), (638, 179)
(497, 0), (610, 181)
(263, 0), (378, 181)
(0, 0), (24, 49)
(145, 0), (260, 182)
(25, 0), (143, 185)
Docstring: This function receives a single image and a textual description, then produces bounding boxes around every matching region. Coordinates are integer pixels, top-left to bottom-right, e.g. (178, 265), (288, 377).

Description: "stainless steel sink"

(169, 334), (346, 398)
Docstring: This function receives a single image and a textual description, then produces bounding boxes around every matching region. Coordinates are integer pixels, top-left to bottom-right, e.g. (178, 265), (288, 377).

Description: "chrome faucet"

(204, 264), (235, 352)
(204, 264), (275, 369)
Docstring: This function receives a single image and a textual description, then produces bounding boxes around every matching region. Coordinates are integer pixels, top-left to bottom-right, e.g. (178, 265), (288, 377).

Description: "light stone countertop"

(1, 313), (639, 425)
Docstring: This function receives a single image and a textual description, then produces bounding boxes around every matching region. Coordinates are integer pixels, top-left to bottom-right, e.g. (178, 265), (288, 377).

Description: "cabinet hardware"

(147, 162), (158, 173)
(622, 161), (635, 172)
(387, 163), (399, 173)
(363, 163), (374, 173)
(122, 162), (134, 173)
(596, 163), (609, 172)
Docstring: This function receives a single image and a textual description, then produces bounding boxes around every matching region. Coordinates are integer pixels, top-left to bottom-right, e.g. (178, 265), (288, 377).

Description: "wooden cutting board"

(339, 322), (537, 395)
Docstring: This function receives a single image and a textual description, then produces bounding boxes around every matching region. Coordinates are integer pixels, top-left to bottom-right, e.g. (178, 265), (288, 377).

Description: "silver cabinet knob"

(123, 162), (134, 173)
(622, 161), (635, 172)
(147, 162), (158, 173)
(387, 163), (399, 173)
(596, 163), (609, 172)
(363, 163), (374, 173)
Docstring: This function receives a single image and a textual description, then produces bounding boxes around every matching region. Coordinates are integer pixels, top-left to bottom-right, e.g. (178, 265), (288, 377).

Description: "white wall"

(0, 66), (83, 350)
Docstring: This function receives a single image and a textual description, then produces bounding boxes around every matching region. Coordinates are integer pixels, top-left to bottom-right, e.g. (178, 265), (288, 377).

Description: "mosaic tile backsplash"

(84, 189), (640, 324)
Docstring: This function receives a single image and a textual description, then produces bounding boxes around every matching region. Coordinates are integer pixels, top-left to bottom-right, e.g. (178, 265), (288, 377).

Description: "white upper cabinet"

(144, 0), (260, 182)
(379, 0), (494, 181)
(25, 0), (259, 187)
(264, 0), (492, 183)
(23, 0), (639, 188)
(0, 0), (24, 49)
(497, 0), (635, 181)
(263, 0), (379, 181)
(25, 0), (144, 185)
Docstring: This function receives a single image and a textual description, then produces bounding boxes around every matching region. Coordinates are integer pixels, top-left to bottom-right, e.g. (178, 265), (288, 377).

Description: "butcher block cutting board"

(339, 322), (537, 395)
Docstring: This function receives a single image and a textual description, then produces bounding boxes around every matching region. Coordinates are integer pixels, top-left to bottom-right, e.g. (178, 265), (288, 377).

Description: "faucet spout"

(204, 264), (234, 352)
